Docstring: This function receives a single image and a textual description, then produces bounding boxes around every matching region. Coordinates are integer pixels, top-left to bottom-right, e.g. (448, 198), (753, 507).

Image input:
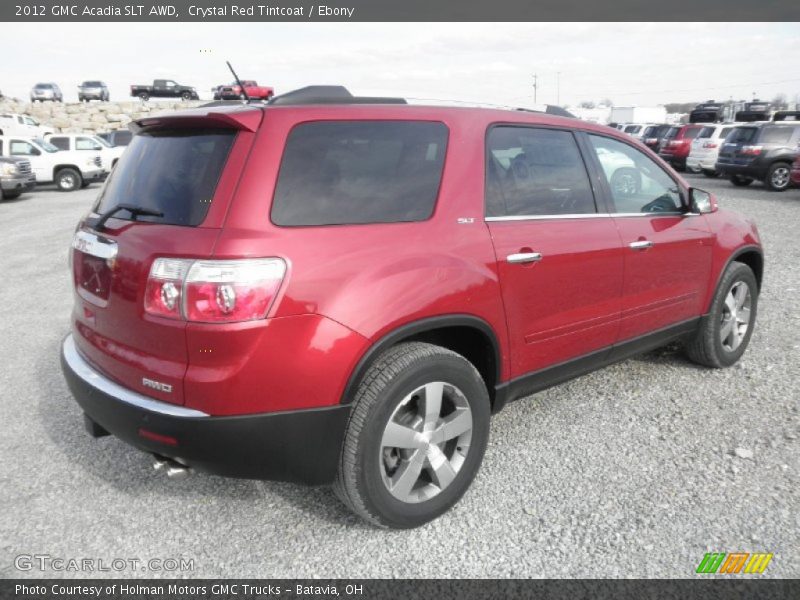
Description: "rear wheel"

(702, 169), (719, 178)
(181, 91), (192, 101)
(139, 92), (149, 101)
(765, 162), (791, 192)
(685, 262), (758, 368)
(730, 175), (753, 187)
(55, 168), (82, 192)
(335, 342), (490, 528)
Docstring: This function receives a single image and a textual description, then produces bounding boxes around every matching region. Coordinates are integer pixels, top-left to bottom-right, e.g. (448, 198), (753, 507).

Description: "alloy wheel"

(771, 166), (790, 190)
(379, 381), (473, 504)
(720, 281), (752, 352)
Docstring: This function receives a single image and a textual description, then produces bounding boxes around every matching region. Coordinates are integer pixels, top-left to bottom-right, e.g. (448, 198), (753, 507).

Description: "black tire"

(55, 167), (82, 192)
(335, 342), (491, 529)
(80, 180), (91, 188)
(764, 162), (791, 192)
(1, 190), (22, 200)
(702, 169), (719, 178)
(730, 175), (753, 187)
(181, 91), (192, 101)
(685, 262), (758, 368)
(139, 92), (149, 101)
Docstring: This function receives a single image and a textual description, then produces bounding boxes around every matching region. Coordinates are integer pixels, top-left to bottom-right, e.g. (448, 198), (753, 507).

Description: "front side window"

(486, 126), (595, 217)
(588, 134), (683, 214)
(272, 121), (448, 227)
(10, 141), (37, 156)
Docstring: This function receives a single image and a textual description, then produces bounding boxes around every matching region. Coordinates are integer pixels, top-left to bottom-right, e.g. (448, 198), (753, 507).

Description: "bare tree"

(578, 100), (596, 109)
(771, 93), (788, 110)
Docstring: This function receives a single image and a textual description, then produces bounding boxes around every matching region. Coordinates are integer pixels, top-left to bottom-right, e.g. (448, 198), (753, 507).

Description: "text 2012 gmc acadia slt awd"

(62, 89), (763, 528)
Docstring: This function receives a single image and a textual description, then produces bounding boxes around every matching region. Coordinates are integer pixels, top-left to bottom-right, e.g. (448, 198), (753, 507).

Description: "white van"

(0, 113), (55, 137)
(48, 133), (126, 171)
(0, 136), (105, 191)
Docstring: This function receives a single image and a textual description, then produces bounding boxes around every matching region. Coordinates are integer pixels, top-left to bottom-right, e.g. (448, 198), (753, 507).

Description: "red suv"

(62, 88), (763, 528)
(658, 124), (705, 171)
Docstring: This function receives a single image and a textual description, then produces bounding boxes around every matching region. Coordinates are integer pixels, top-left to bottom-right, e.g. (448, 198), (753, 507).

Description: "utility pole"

(532, 74), (538, 104)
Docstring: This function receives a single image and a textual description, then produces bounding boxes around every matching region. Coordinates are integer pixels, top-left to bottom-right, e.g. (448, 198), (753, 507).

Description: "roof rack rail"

(267, 85), (406, 106)
(515, 105), (576, 118)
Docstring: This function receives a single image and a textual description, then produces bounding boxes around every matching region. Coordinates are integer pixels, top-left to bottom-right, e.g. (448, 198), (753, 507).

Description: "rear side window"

(49, 137), (69, 150)
(683, 127), (702, 140)
(94, 128), (235, 227)
(272, 121), (448, 227)
(758, 126), (796, 144)
(486, 126), (595, 217)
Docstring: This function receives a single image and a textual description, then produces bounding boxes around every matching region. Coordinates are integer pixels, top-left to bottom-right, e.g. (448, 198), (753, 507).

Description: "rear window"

(758, 126), (796, 144)
(272, 121), (448, 227)
(683, 127), (702, 140)
(698, 127), (714, 139)
(726, 127), (759, 144)
(664, 127), (679, 140)
(94, 128), (235, 226)
(83, 81), (103, 87)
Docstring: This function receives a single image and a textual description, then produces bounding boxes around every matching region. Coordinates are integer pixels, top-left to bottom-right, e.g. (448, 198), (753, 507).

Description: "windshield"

(24, 117), (38, 126)
(34, 138), (59, 153)
(83, 81), (103, 87)
(35, 84), (53, 90)
(94, 128), (236, 226)
(93, 136), (113, 148)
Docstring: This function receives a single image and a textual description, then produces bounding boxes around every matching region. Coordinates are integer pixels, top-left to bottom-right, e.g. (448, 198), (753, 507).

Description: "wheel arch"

(52, 164), (81, 180)
(340, 314), (503, 410)
(708, 245), (764, 312)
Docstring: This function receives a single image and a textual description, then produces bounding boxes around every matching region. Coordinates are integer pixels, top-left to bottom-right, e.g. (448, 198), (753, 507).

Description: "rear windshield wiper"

(90, 203), (164, 231)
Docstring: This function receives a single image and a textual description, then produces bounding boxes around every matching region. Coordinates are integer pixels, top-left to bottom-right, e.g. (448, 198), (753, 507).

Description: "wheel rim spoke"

(381, 421), (422, 450)
(421, 382), (444, 431)
(389, 449), (425, 498)
(427, 446), (457, 489)
(430, 408), (472, 445)
(720, 318), (734, 343)
(724, 291), (736, 314)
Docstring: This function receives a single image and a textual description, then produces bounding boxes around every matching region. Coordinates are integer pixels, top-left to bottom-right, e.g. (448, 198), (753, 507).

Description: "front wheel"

(181, 91), (192, 101)
(1, 190), (22, 200)
(335, 342), (490, 528)
(139, 92), (149, 101)
(765, 162), (791, 192)
(685, 262), (758, 368)
(55, 168), (82, 192)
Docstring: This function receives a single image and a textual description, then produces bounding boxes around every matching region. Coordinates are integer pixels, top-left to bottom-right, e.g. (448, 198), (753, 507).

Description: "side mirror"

(689, 188), (717, 214)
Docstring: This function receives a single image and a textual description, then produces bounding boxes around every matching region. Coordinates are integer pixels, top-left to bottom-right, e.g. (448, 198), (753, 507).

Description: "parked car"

(130, 80), (199, 101)
(61, 88), (763, 529)
(791, 153), (800, 187)
(97, 130), (133, 147)
(642, 124), (672, 152)
(735, 100), (771, 123)
(78, 80), (110, 102)
(215, 80), (274, 101)
(0, 113), (54, 137)
(0, 136), (104, 191)
(773, 110), (800, 122)
(658, 124), (704, 170)
(686, 123), (736, 177)
(48, 133), (126, 171)
(716, 122), (800, 191)
(30, 83), (63, 102)
(0, 156), (35, 200)
(689, 101), (725, 124)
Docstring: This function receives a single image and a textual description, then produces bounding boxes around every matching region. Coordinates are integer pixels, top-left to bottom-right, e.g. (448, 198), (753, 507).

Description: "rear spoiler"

(129, 105), (263, 134)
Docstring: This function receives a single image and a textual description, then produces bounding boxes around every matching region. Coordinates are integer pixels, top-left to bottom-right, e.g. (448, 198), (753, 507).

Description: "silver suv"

(30, 82), (63, 102)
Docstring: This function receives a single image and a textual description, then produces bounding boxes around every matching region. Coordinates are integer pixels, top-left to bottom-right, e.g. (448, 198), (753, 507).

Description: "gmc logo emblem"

(142, 378), (173, 393)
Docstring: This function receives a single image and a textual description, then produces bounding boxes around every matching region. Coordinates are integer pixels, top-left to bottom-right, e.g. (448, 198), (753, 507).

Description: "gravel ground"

(0, 176), (798, 579)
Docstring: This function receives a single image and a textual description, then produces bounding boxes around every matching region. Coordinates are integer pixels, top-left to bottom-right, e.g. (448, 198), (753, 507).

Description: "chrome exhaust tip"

(166, 465), (191, 479)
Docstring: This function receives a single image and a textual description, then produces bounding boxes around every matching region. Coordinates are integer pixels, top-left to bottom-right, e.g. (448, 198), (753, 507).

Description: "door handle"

(629, 240), (654, 250)
(507, 252), (543, 264)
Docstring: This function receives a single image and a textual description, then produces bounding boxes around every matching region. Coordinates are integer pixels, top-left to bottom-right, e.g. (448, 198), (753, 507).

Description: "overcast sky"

(2, 22), (799, 107)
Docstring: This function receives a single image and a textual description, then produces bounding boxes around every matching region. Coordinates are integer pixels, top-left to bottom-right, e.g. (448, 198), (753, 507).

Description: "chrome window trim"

(62, 335), (209, 418)
(485, 211), (688, 222)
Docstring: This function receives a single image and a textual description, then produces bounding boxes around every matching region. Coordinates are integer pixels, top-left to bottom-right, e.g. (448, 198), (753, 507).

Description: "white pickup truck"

(0, 136), (105, 191)
(0, 113), (54, 137)
(48, 133), (126, 171)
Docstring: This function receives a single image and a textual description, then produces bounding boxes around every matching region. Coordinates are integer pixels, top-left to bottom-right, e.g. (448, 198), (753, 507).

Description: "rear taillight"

(703, 142), (718, 149)
(645, 138), (657, 144)
(741, 145), (763, 156)
(144, 258), (286, 323)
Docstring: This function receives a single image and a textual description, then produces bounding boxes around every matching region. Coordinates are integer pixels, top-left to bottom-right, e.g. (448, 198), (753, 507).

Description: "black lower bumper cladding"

(60, 335), (350, 485)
